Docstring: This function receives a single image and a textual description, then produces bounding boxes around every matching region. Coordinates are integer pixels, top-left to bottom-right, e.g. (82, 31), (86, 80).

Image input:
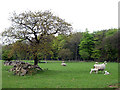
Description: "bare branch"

(2, 10), (72, 45)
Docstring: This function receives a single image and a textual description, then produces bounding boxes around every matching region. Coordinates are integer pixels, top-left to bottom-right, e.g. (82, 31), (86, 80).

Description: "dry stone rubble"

(4, 61), (42, 76)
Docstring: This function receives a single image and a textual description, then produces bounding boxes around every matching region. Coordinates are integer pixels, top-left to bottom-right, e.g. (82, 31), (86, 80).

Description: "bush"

(2, 51), (14, 61)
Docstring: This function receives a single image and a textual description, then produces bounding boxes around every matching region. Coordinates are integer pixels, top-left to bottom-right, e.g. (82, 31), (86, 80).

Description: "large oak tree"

(2, 10), (72, 65)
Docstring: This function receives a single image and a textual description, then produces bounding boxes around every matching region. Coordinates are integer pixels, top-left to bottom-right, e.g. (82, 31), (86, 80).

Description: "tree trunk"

(34, 55), (38, 65)
(44, 55), (46, 60)
(75, 45), (78, 60)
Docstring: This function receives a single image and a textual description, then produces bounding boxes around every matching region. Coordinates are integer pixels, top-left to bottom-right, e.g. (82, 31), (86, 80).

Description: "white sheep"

(104, 71), (110, 75)
(90, 68), (98, 74)
(94, 61), (107, 72)
(61, 61), (66, 66)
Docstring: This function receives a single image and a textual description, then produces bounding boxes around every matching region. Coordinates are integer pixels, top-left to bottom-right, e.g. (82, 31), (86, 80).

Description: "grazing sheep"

(94, 61), (107, 72)
(90, 68), (98, 74)
(61, 61), (66, 66)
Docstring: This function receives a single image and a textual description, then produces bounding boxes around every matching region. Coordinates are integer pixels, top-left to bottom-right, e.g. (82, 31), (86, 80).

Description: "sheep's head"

(95, 62), (98, 64)
(62, 61), (65, 63)
(105, 71), (107, 73)
(104, 61), (107, 65)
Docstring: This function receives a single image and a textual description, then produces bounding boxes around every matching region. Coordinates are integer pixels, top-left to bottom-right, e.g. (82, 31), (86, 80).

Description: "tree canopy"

(2, 10), (72, 65)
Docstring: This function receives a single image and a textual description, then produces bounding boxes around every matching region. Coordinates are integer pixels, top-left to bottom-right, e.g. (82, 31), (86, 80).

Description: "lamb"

(90, 68), (98, 74)
(94, 61), (107, 72)
(104, 71), (110, 75)
(61, 61), (66, 66)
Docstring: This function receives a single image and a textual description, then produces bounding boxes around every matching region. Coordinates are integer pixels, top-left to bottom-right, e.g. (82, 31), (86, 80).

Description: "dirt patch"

(109, 85), (118, 88)
(108, 83), (119, 89)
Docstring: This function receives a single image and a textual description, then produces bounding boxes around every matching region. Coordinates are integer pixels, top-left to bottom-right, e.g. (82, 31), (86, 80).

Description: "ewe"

(90, 61), (107, 74)
(94, 61), (107, 72)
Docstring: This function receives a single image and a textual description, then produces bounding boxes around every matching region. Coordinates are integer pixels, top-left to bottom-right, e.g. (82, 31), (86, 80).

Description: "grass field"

(2, 60), (118, 88)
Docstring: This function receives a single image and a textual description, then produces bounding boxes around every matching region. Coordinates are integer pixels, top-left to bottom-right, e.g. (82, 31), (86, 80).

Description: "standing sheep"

(90, 61), (107, 74)
(90, 68), (98, 74)
(94, 61), (107, 72)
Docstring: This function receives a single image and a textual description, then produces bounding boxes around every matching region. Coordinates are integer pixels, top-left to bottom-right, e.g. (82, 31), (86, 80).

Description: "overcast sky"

(0, 0), (119, 33)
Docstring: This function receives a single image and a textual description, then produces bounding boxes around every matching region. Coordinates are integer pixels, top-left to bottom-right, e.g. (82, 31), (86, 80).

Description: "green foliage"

(2, 45), (15, 61)
(92, 29), (118, 61)
(58, 48), (73, 60)
(79, 29), (94, 60)
(2, 27), (118, 62)
(64, 32), (82, 60)
(2, 51), (9, 60)
(2, 10), (72, 65)
(91, 49), (101, 60)
(52, 34), (67, 60)
(79, 49), (90, 60)
(105, 28), (118, 37)
(2, 50), (14, 61)
(101, 35), (118, 61)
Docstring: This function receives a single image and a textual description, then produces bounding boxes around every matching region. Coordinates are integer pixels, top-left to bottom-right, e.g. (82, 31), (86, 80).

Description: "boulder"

(20, 68), (27, 76)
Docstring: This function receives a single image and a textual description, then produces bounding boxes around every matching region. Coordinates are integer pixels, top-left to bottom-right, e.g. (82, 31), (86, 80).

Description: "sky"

(0, 0), (119, 34)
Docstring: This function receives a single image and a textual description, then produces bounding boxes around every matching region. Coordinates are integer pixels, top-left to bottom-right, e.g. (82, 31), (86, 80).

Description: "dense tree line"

(2, 28), (119, 62)
(1, 10), (119, 63)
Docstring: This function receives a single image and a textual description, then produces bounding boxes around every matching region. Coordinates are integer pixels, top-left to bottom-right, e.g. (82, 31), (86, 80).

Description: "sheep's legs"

(90, 71), (92, 74)
(95, 71), (98, 74)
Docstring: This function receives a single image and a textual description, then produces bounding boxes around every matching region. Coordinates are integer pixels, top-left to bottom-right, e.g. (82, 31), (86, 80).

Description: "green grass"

(2, 61), (118, 88)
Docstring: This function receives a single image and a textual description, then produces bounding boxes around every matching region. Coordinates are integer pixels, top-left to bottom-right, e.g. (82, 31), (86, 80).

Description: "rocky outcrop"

(4, 61), (42, 76)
